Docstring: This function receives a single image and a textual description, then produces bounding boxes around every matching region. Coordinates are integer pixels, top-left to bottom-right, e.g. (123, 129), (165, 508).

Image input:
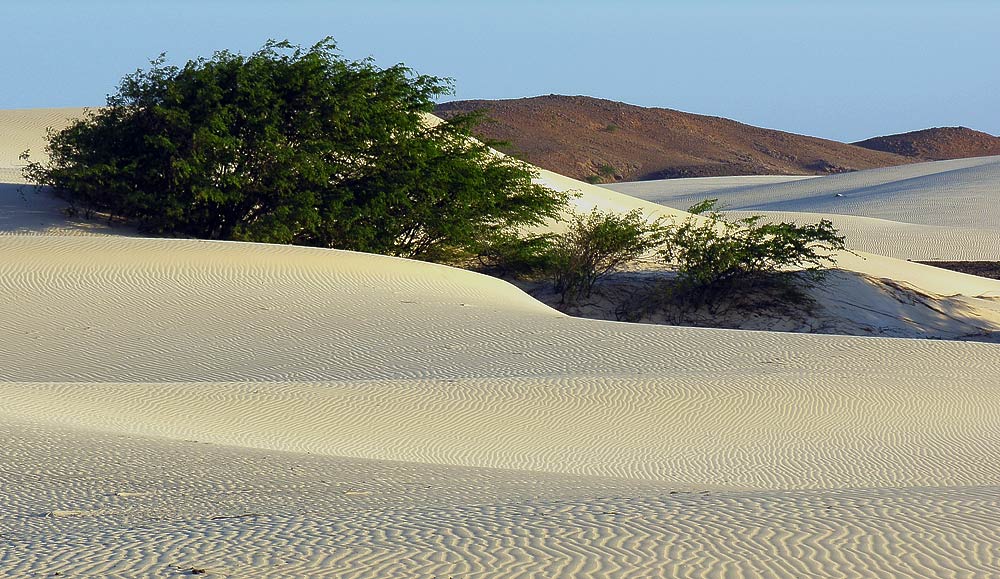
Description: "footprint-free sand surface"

(3, 109), (1000, 578)
(605, 156), (1000, 260)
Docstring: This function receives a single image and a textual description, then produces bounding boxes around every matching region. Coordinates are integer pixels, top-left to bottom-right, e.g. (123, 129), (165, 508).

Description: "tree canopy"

(24, 38), (566, 259)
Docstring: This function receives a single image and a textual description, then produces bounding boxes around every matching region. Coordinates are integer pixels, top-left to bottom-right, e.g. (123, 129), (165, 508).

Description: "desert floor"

(3, 109), (1000, 578)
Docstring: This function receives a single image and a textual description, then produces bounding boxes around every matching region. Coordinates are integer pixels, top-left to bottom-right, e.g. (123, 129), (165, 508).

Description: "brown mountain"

(434, 95), (916, 182)
(853, 127), (1000, 161)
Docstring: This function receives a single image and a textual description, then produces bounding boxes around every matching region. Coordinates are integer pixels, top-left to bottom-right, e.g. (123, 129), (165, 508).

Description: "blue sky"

(3, 0), (998, 141)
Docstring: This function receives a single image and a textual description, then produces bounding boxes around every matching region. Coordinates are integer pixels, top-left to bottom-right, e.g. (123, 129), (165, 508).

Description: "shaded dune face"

(3, 109), (1000, 578)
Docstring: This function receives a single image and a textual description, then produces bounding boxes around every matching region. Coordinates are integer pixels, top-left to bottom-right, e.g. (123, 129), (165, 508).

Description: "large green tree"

(24, 39), (565, 259)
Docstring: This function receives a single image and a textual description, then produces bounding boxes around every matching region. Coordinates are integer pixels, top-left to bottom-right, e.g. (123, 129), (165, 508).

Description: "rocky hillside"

(853, 127), (1000, 161)
(435, 95), (916, 182)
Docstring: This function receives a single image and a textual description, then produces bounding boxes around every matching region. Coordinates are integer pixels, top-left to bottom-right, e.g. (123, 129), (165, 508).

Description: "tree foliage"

(468, 230), (558, 278)
(23, 39), (566, 259)
(660, 199), (846, 304)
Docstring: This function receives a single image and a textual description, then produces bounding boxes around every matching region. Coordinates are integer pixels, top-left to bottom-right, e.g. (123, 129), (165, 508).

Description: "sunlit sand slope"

(3, 234), (1000, 577)
(731, 209), (1000, 261)
(0, 107), (84, 183)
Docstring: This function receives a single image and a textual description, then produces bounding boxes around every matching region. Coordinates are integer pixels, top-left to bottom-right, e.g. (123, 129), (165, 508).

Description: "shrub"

(23, 38), (567, 260)
(550, 208), (665, 303)
(660, 199), (846, 304)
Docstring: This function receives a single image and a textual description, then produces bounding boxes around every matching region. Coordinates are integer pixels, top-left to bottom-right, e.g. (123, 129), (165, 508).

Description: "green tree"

(23, 39), (566, 259)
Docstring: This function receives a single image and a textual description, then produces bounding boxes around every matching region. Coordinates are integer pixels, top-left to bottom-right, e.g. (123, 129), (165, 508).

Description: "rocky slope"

(853, 127), (1000, 161)
(435, 95), (915, 182)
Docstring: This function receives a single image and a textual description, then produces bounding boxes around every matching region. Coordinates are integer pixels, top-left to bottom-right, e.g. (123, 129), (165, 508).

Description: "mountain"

(434, 95), (915, 182)
(853, 127), (1000, 161)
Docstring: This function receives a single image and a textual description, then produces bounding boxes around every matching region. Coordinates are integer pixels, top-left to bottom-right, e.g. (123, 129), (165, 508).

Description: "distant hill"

(434, 95), (915, 182)
(853, 127), (1000, 161)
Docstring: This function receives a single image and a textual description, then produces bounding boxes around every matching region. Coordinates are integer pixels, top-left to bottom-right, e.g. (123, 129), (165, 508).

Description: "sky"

(3, 0), (998, 142)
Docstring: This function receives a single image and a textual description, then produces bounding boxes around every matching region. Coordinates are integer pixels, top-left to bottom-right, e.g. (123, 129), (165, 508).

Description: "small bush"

(660, 199), (846, 305)
(550, 208), (665, 303)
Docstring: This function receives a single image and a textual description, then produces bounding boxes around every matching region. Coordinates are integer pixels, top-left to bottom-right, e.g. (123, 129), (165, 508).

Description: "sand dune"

(605, 156), (1000, 261)
(605, 155), (1000, 228)
(4, 234), (1000, 577)
(731, 209), (1000, 261)
(538, 162), (1000, 337)
(542, 163), (1000, 299)
(0, 107), (84, 184)
(3, 108), (1000, 577)
(8, 418), (999, 579)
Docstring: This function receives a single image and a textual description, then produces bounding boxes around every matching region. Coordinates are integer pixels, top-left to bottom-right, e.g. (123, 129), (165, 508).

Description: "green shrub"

(550, 208), (665, 303)
(660, 199), (846, 304)
(23, 38), (567, 260)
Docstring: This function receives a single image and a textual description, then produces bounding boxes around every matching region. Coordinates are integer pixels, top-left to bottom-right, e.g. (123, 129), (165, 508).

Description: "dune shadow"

(519, 268), (1000, 342)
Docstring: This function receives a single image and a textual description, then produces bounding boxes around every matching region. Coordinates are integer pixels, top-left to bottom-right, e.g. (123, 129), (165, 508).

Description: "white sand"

(3, 109), (1000, 578)
(728, 209), (1000, 261)
(537, 159), (1000, 337)
(604, 157), (1000, 260)
(0, 107), (84, 184)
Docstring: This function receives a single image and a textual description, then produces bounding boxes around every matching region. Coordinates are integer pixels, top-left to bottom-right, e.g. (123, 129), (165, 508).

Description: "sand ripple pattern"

(4, 420), (999, 579)
(3, 235), (999, 384)
(4, 111), (1000, 577)
(4, 374), (1000, 490)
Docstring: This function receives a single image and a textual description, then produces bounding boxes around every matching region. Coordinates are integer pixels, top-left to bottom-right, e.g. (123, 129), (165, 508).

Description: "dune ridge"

(4, 233), (1000, 577)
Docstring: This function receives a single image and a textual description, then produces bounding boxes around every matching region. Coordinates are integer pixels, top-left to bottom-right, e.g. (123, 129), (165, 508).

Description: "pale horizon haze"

(3, 0), (998, 142)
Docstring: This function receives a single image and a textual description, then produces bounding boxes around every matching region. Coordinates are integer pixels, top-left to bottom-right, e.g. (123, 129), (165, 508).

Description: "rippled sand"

(3, 109), (1000, 578)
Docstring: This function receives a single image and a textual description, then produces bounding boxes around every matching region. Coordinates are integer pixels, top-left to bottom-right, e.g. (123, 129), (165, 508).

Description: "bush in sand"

(23, 38), (566, 261)
(549, 208), (665, 304)
(660, 199), (847, 306)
